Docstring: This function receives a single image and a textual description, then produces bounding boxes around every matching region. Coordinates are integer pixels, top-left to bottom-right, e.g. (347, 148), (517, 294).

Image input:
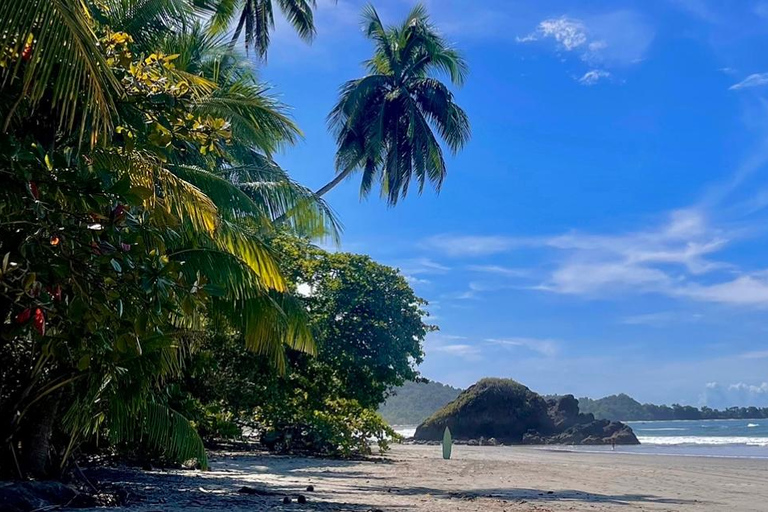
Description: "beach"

(79, 443), (768, 512)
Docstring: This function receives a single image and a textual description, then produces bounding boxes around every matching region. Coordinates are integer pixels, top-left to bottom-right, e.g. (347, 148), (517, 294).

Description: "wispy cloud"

(739, 350), (768, 359)
(467, 265), (531, 278)
(730, 73), (768, 90)
(487, 337), (560, 357)
(426, 333), (483, 360)
(620, 311), (704, 327)
(422, 235), (522, 257)
(423, 208), (768, 307)
(394, 257), (450, 275)
(578, 69), (612, 85)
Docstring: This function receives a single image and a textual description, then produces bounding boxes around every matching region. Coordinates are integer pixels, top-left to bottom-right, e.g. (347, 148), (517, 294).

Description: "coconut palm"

(320, 4), (470, 205)
(205, 0), (317, 58)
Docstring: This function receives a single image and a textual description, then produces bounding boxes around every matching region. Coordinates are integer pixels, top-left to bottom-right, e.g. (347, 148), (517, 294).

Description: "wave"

(636, 427), (688, 432)
(748, 423), (759, 428)
(638, 436), (768, 447)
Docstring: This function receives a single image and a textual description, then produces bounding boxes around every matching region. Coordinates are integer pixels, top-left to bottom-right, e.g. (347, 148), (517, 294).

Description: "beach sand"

(81, 444), (768, 511)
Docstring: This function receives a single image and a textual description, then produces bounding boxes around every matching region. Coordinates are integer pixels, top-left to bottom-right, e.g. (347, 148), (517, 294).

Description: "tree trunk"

(315, 167), (356, 197)
(19, 395), (59, 478)
(228, 9), (248, 51)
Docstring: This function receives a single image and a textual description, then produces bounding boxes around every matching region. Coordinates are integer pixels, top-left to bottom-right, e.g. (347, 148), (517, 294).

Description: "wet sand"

(80, 443), (768, 511)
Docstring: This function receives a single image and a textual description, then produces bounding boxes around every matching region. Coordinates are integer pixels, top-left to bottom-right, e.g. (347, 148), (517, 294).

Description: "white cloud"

(679, 275), (768, 307)
(578, 69), (611, 85)
(539, 209), (731, 296)
(487, 337), (559, 357)
(422, 234), (521, 257)
(425, 208), (768, 307)
(518, 10), (653, 83)
(730, 73), (768, 91)
(700, 381), (768, 408)
(536, 17), (589, 50)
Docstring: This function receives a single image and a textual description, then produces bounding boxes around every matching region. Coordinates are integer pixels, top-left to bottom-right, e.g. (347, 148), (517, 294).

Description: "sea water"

(394, 419), (768, 459)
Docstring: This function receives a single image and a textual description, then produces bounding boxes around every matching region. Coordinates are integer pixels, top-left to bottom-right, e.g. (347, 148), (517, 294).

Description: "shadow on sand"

(79, 452), (704, 510)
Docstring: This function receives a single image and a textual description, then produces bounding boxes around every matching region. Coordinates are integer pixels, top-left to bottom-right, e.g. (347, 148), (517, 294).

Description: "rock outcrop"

(413, 378), (639, 446)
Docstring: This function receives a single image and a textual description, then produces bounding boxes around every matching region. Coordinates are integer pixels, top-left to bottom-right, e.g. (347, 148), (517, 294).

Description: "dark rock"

(282, 496), (292, 504)
(306, 485), (314, 492)
(414, 379), (551, 443)
(414, 378), (639, 446)
(297, 495), (307, 503)
(237, 486), (283, 496)
(0, 481), (80, 512)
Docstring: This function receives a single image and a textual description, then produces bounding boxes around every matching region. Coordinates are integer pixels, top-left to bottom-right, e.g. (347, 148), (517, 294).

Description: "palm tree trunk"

(19, 394), (59, 478)
(228, 9), (248, 50)
(315, 167), (355, 197)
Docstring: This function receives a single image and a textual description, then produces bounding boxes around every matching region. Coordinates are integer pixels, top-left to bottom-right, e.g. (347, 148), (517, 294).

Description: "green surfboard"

(442, 427), (452, 460)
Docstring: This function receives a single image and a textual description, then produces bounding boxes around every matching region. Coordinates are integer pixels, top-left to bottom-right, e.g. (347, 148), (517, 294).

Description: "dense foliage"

(378, 380), (462, 425)
(0, 0), (465, 479)
(175, 236), (432, 456)
(577, 394), (768, 421)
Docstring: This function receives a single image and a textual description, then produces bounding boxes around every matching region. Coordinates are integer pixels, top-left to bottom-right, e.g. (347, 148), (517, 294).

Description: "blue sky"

(257, 0), (768, 408)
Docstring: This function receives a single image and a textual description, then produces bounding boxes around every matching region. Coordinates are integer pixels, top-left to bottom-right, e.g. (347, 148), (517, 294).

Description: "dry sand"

(80, 444), (768, 511)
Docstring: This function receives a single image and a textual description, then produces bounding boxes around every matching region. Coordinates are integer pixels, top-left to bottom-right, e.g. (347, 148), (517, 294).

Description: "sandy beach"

(78, 444), (768, 512)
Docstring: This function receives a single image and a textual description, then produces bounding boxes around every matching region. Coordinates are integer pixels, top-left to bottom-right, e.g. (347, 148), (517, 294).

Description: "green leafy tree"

(176, 235), (432, 455)
(318, 4), (470, 204)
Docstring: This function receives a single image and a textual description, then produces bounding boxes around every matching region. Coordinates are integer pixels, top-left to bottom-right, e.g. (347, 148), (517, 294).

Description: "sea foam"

(638, 436), (768, 447)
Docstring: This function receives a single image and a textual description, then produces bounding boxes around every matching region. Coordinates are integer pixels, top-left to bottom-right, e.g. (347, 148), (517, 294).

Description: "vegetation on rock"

(415, 378), (639, 445)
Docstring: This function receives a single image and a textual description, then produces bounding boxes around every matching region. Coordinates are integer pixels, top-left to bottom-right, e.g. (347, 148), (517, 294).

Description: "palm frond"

(92, 0), (193, 49)
(95, 151), (220, 235)
(276, 0), (317, 41)
(0, 0), (121, 141)
(108, 400), (209, 468)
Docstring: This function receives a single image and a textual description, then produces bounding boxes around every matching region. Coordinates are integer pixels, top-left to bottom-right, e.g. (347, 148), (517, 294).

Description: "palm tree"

(319, 4), (470, 205)
(205, 0), (317, 58)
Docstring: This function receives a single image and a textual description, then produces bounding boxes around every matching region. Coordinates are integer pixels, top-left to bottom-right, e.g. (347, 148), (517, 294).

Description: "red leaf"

(28, 181), (39, 200)
(16, 308), (31, 323)
(33, 308), (45, 336)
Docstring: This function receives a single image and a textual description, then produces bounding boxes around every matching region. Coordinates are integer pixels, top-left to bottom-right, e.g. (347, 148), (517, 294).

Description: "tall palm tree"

(320, 4), (470, 205)
(206, 0), (317, 58)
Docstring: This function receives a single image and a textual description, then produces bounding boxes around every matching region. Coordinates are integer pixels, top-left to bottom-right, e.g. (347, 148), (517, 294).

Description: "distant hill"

(378, 380), (462, 425)
(577, 394), (768, 421)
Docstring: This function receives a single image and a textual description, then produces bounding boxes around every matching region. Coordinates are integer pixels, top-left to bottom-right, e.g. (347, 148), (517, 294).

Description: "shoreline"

(72, 443), (768, 511)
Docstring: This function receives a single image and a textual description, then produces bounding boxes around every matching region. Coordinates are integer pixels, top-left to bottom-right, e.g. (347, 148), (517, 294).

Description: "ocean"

(393, 419), (768, 459)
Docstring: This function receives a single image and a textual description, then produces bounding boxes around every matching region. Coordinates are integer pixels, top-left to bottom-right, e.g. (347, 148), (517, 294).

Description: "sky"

(256, 0), (768, 408)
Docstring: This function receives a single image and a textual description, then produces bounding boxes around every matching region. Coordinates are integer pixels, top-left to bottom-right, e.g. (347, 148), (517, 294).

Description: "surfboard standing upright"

(442, 427), (453, 460)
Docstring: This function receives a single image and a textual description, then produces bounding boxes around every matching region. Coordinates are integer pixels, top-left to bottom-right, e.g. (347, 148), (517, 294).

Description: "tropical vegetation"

(0, 0), (466, 479)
